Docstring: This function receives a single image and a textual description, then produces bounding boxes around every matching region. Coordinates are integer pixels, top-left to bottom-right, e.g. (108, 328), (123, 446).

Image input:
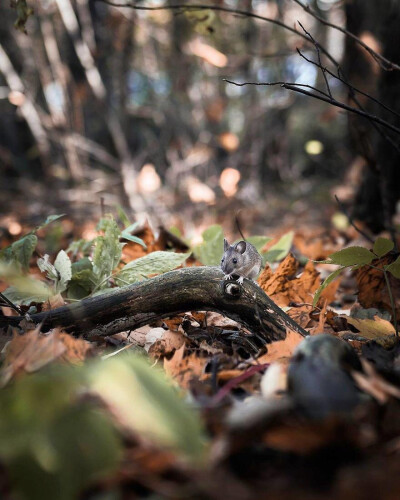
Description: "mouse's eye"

(233, 258), (238, 264)
(221, 258), (224, 262)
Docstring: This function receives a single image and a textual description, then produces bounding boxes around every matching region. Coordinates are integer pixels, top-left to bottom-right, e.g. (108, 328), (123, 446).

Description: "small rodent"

(220, 239), (262, 284)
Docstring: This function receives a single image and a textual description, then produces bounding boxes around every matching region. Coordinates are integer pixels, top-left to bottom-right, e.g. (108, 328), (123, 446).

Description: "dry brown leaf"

(287, 305), (314, 329)
(148, 329), (186, 359)
(1, 327), (66, 385)
(293, 231), (335, 261)
(41, 293), (66, 311)
(356, 255), (400, 316)
(258, 254), (321, 307)
(309, 299), (329, 335)
(58, 332), (93, 363)
(163, 315), (185, 331)
(257, 329), (304, 364)
(163, 344), (208, 389)
(121, 225), (160, 263)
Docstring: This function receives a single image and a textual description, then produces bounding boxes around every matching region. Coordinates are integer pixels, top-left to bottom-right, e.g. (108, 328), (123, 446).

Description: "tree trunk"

(345, 0), (400, 233)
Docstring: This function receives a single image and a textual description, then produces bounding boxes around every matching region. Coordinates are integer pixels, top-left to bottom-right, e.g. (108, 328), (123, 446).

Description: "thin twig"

(94, 0), (338, 67)
(0, 292), (22, 315)
(224, 79), (400, 136)
(292, 0), (400, 71)
(296, 49), (400, 122)
(298, 21), (332, 98)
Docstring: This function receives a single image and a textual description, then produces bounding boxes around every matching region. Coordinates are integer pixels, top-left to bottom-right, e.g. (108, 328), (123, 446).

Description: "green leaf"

(10, 234), (37, 272)
(116, 251), (190, 285)
(34, 214), (65, 233)
(11, 0), (34, 34)
(0, 261), (53, 304)
(263, 231), (294, 263)
(90, 356), (207, 462)
(193, 225), (224, 266)
(327, 246), (375, 266)
(385, 255), (400, 279)
(121, 231), (147, 248)
(67, 269), (96, 300)
(0, 215), (64, 271)
(184, 8), (216, 35)
(71, 257), (92, 275)
(243, 236), (272, 254)
(116, 205), (131, 228)
(373, 237), (394, 258)
(313, 267), (344, 307)
(66, 239), (93, 257)
(92, 217), (124, 288)
(0, 368), (121, 500)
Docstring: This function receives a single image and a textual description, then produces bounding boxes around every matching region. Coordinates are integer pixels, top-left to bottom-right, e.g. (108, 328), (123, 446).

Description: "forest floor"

(1, 177), (400, 500)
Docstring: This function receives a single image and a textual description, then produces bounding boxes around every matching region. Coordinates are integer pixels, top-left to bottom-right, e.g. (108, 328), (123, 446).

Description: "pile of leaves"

(1, 213), (400, 499)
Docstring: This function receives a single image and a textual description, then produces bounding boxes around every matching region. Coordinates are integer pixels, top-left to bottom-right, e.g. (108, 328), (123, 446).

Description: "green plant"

(313, 237), (400, 336)
(0, 214), (191, 304)
(193, 225), (293, 267)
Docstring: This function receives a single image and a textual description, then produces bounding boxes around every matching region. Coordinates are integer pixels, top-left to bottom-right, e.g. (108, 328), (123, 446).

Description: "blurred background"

(1, 0), (400, 239)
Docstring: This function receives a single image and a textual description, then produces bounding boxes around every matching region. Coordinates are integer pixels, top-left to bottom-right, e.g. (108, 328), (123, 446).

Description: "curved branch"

(223, 79), (400, 136)
(292, 0), (400, 71)
(0, 267), (308, 342)
(94, 0), (339, 66)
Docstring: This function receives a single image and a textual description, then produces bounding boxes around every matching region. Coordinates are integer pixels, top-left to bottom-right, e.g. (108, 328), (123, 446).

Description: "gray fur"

(220, 239), (262, 281)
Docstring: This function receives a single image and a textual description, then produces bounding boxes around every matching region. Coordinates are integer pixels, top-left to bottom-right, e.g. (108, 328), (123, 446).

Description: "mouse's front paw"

(224, 274), (233, 280)
(237, 276), (244, 284)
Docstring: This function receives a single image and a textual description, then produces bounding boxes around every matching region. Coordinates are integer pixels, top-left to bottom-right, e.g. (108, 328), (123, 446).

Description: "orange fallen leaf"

(259, 254), (320, 306)
(163, 344), (208, 389)
(257, 329), (304, 364)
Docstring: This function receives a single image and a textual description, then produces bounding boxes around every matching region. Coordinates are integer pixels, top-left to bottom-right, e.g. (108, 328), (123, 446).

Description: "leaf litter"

(2, 216), (400, 498)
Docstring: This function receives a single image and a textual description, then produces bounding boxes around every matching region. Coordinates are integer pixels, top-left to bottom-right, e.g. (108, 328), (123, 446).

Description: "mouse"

(220, 239), (262, 284)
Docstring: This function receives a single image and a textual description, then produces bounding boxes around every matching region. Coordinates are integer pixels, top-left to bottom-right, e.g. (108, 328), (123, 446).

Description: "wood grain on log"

(0, 267), (308, 342)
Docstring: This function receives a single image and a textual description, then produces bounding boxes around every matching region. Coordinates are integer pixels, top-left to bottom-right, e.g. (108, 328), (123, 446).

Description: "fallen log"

(0, 267), (308, 342)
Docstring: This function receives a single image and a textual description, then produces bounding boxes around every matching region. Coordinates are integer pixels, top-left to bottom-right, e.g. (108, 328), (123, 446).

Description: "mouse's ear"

(235, 241), (247, 254)
(224, 238), (230, 252)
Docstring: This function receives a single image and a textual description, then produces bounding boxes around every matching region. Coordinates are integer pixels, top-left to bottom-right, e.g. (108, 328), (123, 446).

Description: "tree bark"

(345, 0), (400, 233)
(0, 267), (308, 342)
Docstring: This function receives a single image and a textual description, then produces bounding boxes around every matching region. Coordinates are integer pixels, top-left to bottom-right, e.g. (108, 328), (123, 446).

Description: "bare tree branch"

(292, 0), (400, 71)
(223, 79), (400, 136)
